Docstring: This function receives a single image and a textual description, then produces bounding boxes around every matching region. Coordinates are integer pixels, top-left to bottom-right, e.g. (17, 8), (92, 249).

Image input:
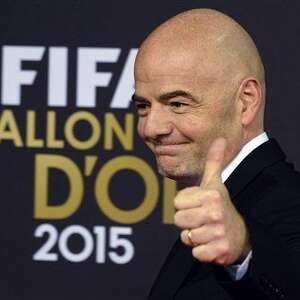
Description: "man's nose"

(142, 108), (172, 140)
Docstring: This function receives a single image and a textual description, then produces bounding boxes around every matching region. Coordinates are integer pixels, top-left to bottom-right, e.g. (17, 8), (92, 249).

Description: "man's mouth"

(153, 143), (187, 156)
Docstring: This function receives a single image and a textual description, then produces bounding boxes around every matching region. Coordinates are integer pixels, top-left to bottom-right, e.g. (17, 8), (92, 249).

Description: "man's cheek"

(137, 120), (145, 138)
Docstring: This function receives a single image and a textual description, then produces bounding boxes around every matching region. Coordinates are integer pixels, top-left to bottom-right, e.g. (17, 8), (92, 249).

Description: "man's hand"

(174, 137), (251, 266)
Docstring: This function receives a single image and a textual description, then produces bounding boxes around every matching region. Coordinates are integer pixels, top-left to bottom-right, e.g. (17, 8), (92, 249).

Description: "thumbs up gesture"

(174, 137), (251, 266)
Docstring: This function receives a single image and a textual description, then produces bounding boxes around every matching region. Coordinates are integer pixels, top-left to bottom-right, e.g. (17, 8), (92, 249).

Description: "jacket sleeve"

(240, 184), (300, 300)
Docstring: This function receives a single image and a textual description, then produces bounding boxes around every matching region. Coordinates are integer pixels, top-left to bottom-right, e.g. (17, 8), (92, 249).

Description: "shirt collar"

(221, 132), (269, 183)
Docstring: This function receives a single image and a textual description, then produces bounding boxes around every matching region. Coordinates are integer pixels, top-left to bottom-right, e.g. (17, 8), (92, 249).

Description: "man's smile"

(153, 143), (189, 155)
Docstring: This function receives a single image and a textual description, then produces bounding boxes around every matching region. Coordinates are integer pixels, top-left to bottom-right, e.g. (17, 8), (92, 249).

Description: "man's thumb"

(201, 137), (227, 186)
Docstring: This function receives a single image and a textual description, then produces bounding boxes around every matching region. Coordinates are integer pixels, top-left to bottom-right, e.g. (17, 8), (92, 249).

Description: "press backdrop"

(1, 1), (300, 299)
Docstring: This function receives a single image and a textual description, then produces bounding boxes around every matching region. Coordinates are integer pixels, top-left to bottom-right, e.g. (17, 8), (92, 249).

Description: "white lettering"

(76, 47), (120, 107)
(111, 48), (138, 108)
(48, 47), (68, 107)
(1, 46), (45, 105)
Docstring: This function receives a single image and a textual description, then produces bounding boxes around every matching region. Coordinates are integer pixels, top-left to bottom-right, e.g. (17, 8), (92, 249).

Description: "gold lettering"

(94, 155), (158, 223)
(162, 178), (177, 224)
(34, 154), (83, 219)
(104, 113), (134, 150)
(47, 111), (64, 148)
(26, 110), (44, 148)
(65, 111), (101, 150)
(0, 110), (23, 146)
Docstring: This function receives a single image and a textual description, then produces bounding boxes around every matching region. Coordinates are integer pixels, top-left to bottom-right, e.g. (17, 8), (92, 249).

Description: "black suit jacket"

(148, 139), (300, 300)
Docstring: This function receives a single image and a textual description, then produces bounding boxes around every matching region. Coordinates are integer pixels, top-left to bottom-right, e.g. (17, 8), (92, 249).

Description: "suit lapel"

(225, 139), (285, 200)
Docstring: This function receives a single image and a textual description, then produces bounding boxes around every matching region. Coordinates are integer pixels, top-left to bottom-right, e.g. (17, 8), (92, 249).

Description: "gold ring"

(187, 229), (194, 244)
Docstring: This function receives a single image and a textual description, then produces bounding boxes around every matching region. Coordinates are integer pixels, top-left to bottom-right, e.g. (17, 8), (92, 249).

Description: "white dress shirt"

(221, 132), (269, 280)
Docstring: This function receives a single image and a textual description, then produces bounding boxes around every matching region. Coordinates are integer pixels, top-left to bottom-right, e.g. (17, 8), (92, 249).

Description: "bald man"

(133, 9), (300, 300)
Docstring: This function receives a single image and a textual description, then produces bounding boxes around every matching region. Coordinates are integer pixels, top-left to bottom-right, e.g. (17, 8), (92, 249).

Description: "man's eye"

(171, 102), (184, 107)
(135, 102), (148, 109)
(170, 101), (188, 111)
(134, 102), (150, 115)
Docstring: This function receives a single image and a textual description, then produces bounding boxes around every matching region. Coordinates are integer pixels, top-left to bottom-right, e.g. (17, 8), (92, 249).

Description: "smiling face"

(134, 51), (244, 185)
(133, 9), (265, 185)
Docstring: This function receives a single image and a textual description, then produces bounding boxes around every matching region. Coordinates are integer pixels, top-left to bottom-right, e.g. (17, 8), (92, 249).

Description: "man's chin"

(157, 164), (199, 185)
(156, 156), (181, 174)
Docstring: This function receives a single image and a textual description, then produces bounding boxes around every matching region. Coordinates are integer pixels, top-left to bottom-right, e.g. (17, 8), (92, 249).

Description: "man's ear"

(238, 77), (263, 126)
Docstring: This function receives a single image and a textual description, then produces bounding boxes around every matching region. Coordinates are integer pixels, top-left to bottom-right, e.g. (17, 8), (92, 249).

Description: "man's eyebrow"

(131, 94), (147, 102)
(131, 90), (196, 103)
(159, 90), (195, 101)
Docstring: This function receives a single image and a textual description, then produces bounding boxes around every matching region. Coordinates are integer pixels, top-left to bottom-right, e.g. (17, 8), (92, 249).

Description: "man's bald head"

(136, 9), (264, 87)
(135, 8), (265, 137)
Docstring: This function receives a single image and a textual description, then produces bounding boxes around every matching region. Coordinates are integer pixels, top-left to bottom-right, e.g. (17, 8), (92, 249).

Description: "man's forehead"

(135, 49), (196, 77)
(135, 43), (228, 89)
(134, 74), (214, 104)
(134, 64), (221, 96)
